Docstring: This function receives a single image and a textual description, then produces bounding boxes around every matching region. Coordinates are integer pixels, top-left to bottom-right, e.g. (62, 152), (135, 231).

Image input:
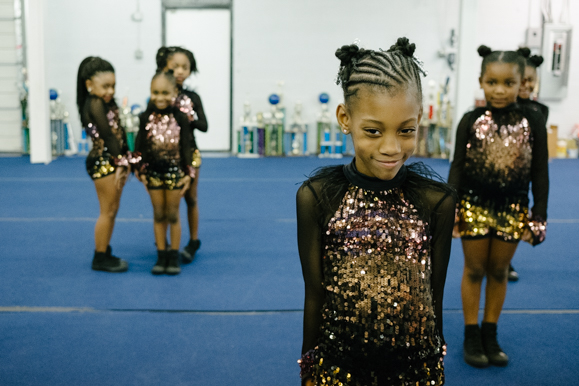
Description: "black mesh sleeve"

(527, 110), (549, 220)
(89, 97), (121, 157)
(427, 191), (456, 343)
(447, 112), (472, 191)
(296, 182), (325, 354)
(189, 91), (208, 133)
(134, 112), (149, 155)
(176, 111), (193, 170)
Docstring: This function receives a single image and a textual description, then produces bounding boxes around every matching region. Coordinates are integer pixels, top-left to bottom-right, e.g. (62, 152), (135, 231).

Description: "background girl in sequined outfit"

(134, 70), (195, 275)
(156, 46), (208, 264)
(507, 48), (548, 283)
(297, 38), (456, 386)
(448, 46), (549, 369)
(76, 56), (130, 273)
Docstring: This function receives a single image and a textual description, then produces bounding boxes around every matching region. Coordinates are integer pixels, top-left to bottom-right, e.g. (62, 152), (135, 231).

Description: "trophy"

(317, 93), (343, 158)
(265, 94), (284, 156)
(286, 101), (308, 156)
(237, 101), (259, 158)
(255, 112), (265, 156)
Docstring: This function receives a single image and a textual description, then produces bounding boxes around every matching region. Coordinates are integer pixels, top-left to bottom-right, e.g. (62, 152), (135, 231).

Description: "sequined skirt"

(86, 152), (117, 180)
(191, 148), (202, 168)
(458, 190), (529, 242)
(311, 320), (445, 385)
(145, 160), (186, 190)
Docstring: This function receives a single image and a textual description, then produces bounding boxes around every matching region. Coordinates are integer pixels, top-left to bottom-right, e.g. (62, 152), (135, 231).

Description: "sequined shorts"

(145, 165), (186, 191)
(458, 191), (528, 243)
(86, 153), (116, 180)
(191, 148), (202, 169)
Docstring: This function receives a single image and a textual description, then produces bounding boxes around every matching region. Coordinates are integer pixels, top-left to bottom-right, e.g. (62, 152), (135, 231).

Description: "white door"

(165, 8), (231, 151)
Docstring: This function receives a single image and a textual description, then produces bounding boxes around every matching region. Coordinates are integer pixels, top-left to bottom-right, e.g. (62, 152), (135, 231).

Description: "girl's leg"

(185, 169), (199, 240)
(461, 238), (492, 325)
(93, 174), (123, 252)
(148, 189), (168, 250)
(483, 239), (519, 323)
(165, 189), (183, 275)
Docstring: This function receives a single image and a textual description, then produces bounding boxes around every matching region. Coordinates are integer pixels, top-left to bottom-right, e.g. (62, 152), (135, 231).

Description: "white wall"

(44, 0), (162, 143)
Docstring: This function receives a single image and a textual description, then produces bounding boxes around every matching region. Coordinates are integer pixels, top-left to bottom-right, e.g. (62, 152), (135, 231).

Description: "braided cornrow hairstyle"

(76, 56), (115, 115)
(152, 68), (177, 87)
(156, 46), (198, 73)
(478, 45), (526, 77)
(335, 37), (425, 105)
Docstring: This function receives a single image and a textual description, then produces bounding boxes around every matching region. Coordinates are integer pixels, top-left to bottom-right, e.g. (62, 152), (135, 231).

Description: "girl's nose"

(379, 134), (401, 155)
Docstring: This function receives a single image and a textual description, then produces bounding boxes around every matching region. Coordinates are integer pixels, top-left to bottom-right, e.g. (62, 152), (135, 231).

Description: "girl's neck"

(344, 158), (407, 191)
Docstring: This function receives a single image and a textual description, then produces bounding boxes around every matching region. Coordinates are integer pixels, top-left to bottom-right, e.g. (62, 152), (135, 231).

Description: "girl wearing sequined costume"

(297, 38), (456, 386)
(156, 46), (208, 264)
(448, 46), (549, 368)
(134, 70), (195, 275)
(504, 48), (549, 282)
(77, 57), (130, 273)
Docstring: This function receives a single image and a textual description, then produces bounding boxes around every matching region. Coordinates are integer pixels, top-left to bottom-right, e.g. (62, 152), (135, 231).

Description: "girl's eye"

(401, 128), (416, 135)
(365, 128), (380, 136)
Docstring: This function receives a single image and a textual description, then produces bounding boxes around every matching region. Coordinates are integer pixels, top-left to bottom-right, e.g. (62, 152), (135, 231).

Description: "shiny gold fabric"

(85, 107), (127, 179)
(312, 185), (444, 386)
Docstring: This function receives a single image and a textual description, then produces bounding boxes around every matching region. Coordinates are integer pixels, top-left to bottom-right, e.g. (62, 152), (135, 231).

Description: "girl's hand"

(115, 166), (129, 190)
(521, 228), (533, 243)
(452, 215), (461, 238)
(303, 378), (315, 386)
(179, 175), (191, 196)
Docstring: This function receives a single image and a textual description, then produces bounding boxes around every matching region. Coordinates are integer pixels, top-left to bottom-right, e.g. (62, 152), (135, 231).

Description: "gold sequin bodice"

(144, 112), (182, 165)
(464, 109), (532, 195)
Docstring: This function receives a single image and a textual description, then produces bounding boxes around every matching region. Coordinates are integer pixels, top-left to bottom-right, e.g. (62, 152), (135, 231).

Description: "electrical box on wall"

(540, 23), (572, 100)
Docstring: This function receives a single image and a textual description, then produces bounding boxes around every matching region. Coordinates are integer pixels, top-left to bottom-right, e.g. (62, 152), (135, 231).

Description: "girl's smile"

(479, 62), (522, 109)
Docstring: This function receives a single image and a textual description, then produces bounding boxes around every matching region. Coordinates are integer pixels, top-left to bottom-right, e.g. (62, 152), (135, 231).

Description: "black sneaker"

(152, 250), (168, 275)
(508, 264), (519, 282)
(181, 239), (201, 264)
(464, 324), (489, 368)
(165, 250), (181, 275)
(92, 247), (128, 273)
(481, 322), (509, 366)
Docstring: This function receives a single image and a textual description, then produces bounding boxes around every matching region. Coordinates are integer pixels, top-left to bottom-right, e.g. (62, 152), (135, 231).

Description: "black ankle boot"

(92, 247), (128, 273)
(464, 324), (489, 368)
(181, 239), (201, 264)
(508, 264), (519, 281)
(165, 250), (181, 275)
(152, 250), (168, 275)
(481, 322), (509, 366)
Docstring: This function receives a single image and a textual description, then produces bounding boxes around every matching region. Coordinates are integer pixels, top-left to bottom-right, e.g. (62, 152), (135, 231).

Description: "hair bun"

(517, 47), (531, 58)
(477, 45), (493, 58)
(335, 44), (363, 66)
(529, 55), (544, 67)
(388, 37), (416, 57)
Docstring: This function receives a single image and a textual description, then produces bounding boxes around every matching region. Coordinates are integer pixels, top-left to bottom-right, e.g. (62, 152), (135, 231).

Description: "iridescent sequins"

(175, 93), (195, 122)
(311, 185), (444, 385)
(85, 106), (127, 179)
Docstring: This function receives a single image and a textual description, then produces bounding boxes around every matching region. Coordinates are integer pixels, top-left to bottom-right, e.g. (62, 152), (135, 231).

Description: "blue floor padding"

(0, 156), (578, 311)
(0, 311), (577, 385)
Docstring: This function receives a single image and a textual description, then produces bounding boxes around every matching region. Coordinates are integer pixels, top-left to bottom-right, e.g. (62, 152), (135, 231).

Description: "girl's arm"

(529, 112), (549, 221)
(176, 112), (194, 169)
(189, 92), (208, 133)
(429, 191), (456, 343)
(447, 113), (471, 189)
(88, 97), (122, 158)
(296, 183), (325, 355)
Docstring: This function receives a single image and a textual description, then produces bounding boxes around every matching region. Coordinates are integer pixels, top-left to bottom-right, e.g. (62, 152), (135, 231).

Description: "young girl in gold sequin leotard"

(297, 38), (456, 386)
(448, 45), (549, 368)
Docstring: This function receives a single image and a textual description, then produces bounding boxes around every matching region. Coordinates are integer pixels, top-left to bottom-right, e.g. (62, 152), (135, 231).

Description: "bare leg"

(165, 189), (183, 250)
(185, 168), (199, 240)
(93, 174), (123, 252)
(461, 238), (492, 325)
(483, 239), (519, 323)
(148, 189), (168, 250)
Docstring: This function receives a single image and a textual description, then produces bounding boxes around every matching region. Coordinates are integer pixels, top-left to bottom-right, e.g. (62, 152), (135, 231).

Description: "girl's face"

(85, 72), (115, 104)
(519, 65), (537, 100)
(150, 76), (177, 110)
(165, 53), (191, 87)
(337, 87), (421, 181)
(479, 62), (522, 108)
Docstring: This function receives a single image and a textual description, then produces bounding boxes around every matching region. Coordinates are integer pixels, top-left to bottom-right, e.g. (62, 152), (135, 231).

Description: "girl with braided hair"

(448, 45), (549, 368)
(76, 56), (130, 272)
(297, 37), (456, 386)
(156, 46), (208, 263)
(507, 48), (548, 282)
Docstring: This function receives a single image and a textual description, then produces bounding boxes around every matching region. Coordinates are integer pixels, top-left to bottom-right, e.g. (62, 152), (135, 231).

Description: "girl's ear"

(85, 79), (93, 92)
(478, 76), (483, 89)
(336, 103), (350, 134)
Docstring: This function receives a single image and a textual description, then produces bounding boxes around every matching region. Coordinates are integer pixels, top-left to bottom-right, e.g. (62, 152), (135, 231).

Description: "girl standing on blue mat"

(297, 38), (456, 386)
(156, 46), (208, 264)
(77, 57), (130, 273)
(133, 70), (195, 275)
(448, 45), (549, 368)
